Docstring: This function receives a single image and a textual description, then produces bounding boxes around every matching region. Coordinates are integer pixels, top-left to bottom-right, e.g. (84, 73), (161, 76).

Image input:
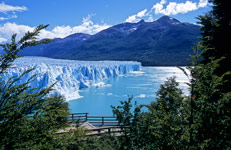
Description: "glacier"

(3, 57), (141, 101)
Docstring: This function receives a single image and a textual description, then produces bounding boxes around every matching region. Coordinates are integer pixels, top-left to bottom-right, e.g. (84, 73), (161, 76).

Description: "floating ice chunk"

(107, 93), (113, 96)
(92, 82), (112, 88)
(130, 71), (145, 76)
(131, 71), (145, 74)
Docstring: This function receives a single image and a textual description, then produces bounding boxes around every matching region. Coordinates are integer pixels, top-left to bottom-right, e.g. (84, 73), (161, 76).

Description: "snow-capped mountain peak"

(157, 15), (181, 25)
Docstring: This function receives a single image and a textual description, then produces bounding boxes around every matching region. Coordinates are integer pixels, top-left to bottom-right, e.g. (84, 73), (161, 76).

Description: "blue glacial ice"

(3, 57), (141, 101)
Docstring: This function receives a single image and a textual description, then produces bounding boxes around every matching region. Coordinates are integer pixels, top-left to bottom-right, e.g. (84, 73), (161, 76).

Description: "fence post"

(85, 113), (88, 122)
(71, 114), (74, 123)
(102, 117), (104, 126)
(108, 128), (111, 134)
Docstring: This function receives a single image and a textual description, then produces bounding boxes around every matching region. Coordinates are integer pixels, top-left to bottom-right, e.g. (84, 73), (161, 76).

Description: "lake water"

(68, 67), (188, 116)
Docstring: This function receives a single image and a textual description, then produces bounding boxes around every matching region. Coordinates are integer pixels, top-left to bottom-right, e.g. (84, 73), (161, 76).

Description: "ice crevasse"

(3, 57), (141, 101)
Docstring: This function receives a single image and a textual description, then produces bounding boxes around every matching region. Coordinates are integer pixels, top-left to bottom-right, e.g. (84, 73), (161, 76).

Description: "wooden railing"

(69, 113), (119, 126)
(87, 127), (126, 136)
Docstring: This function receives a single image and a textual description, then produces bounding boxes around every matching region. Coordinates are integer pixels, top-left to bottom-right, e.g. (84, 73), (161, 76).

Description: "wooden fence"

(69, 113), (119, 126)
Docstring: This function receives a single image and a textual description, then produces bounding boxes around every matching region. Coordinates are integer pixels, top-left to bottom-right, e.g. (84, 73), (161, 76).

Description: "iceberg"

(3, 57), (141, 101)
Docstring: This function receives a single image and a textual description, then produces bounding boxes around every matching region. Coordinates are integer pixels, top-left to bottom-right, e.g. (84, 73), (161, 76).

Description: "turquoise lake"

(68, 67), (188, 116)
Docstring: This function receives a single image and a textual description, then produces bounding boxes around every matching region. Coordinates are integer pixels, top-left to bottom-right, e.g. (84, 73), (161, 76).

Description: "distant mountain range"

(20, 16), (201, 66)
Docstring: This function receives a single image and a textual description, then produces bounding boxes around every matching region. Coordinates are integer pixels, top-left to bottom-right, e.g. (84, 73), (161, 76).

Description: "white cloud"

(0, 22), (34, 42)
(125, 0), (208, 23)
(198, 0), (208, 8)
(153, 2), (164, 14)
(146, 16), (155, 22)
(152, 0), (208, 16)
(72, 15), (111, 34)
(135, 94), (146, 98)
(0, 13), (17, 21)
(125, 9), (148, 23)
(160, 0), (167, 5)
(0, 3), (26, 22)
(0, 17), (7, 21)
(0, 15), (111, 43)
(137, 9), (147, 17)
(0, 37), (7, 43)
(153, 0), (197, 15)
(0, 2), (27, 13)
(125, 15), (141, 23)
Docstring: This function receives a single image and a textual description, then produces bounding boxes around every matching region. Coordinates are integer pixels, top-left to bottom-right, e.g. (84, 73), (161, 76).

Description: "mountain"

(21, 16), (200, 66)
(20, 33), (91, 57)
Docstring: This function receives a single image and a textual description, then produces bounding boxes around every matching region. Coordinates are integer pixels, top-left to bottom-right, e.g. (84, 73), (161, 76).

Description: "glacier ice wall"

(3, 57), (141, 101)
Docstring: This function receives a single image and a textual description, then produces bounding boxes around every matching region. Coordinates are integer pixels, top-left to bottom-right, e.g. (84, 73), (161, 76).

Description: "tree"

(148, 77), (188, 150)
(192, 0), (231, 148)
(0, 25), (69, 149)
(111, 97), (154, 150)
(198, 0), (231, 91)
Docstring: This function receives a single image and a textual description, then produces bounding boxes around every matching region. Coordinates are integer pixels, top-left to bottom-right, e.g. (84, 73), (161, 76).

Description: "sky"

(0, 0), (211, 43)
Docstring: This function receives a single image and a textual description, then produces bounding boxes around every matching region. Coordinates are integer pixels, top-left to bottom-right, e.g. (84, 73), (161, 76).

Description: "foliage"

(197, 0), (231, 90)
(111, 97), (154, 150)
(147, 77), (188, 150)
(0, 25), (70, 149)
(52, 129), (120, 150)
(52, 128), (89, 150)
(79, 135), (121, 150)
(192, 0), (231, 148)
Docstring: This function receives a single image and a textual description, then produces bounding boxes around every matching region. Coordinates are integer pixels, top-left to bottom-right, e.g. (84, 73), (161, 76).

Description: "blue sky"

(0, 0), (210, 43)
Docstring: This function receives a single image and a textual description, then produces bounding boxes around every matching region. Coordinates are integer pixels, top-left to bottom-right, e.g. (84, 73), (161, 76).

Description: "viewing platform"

(57, 113), (125, 136)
